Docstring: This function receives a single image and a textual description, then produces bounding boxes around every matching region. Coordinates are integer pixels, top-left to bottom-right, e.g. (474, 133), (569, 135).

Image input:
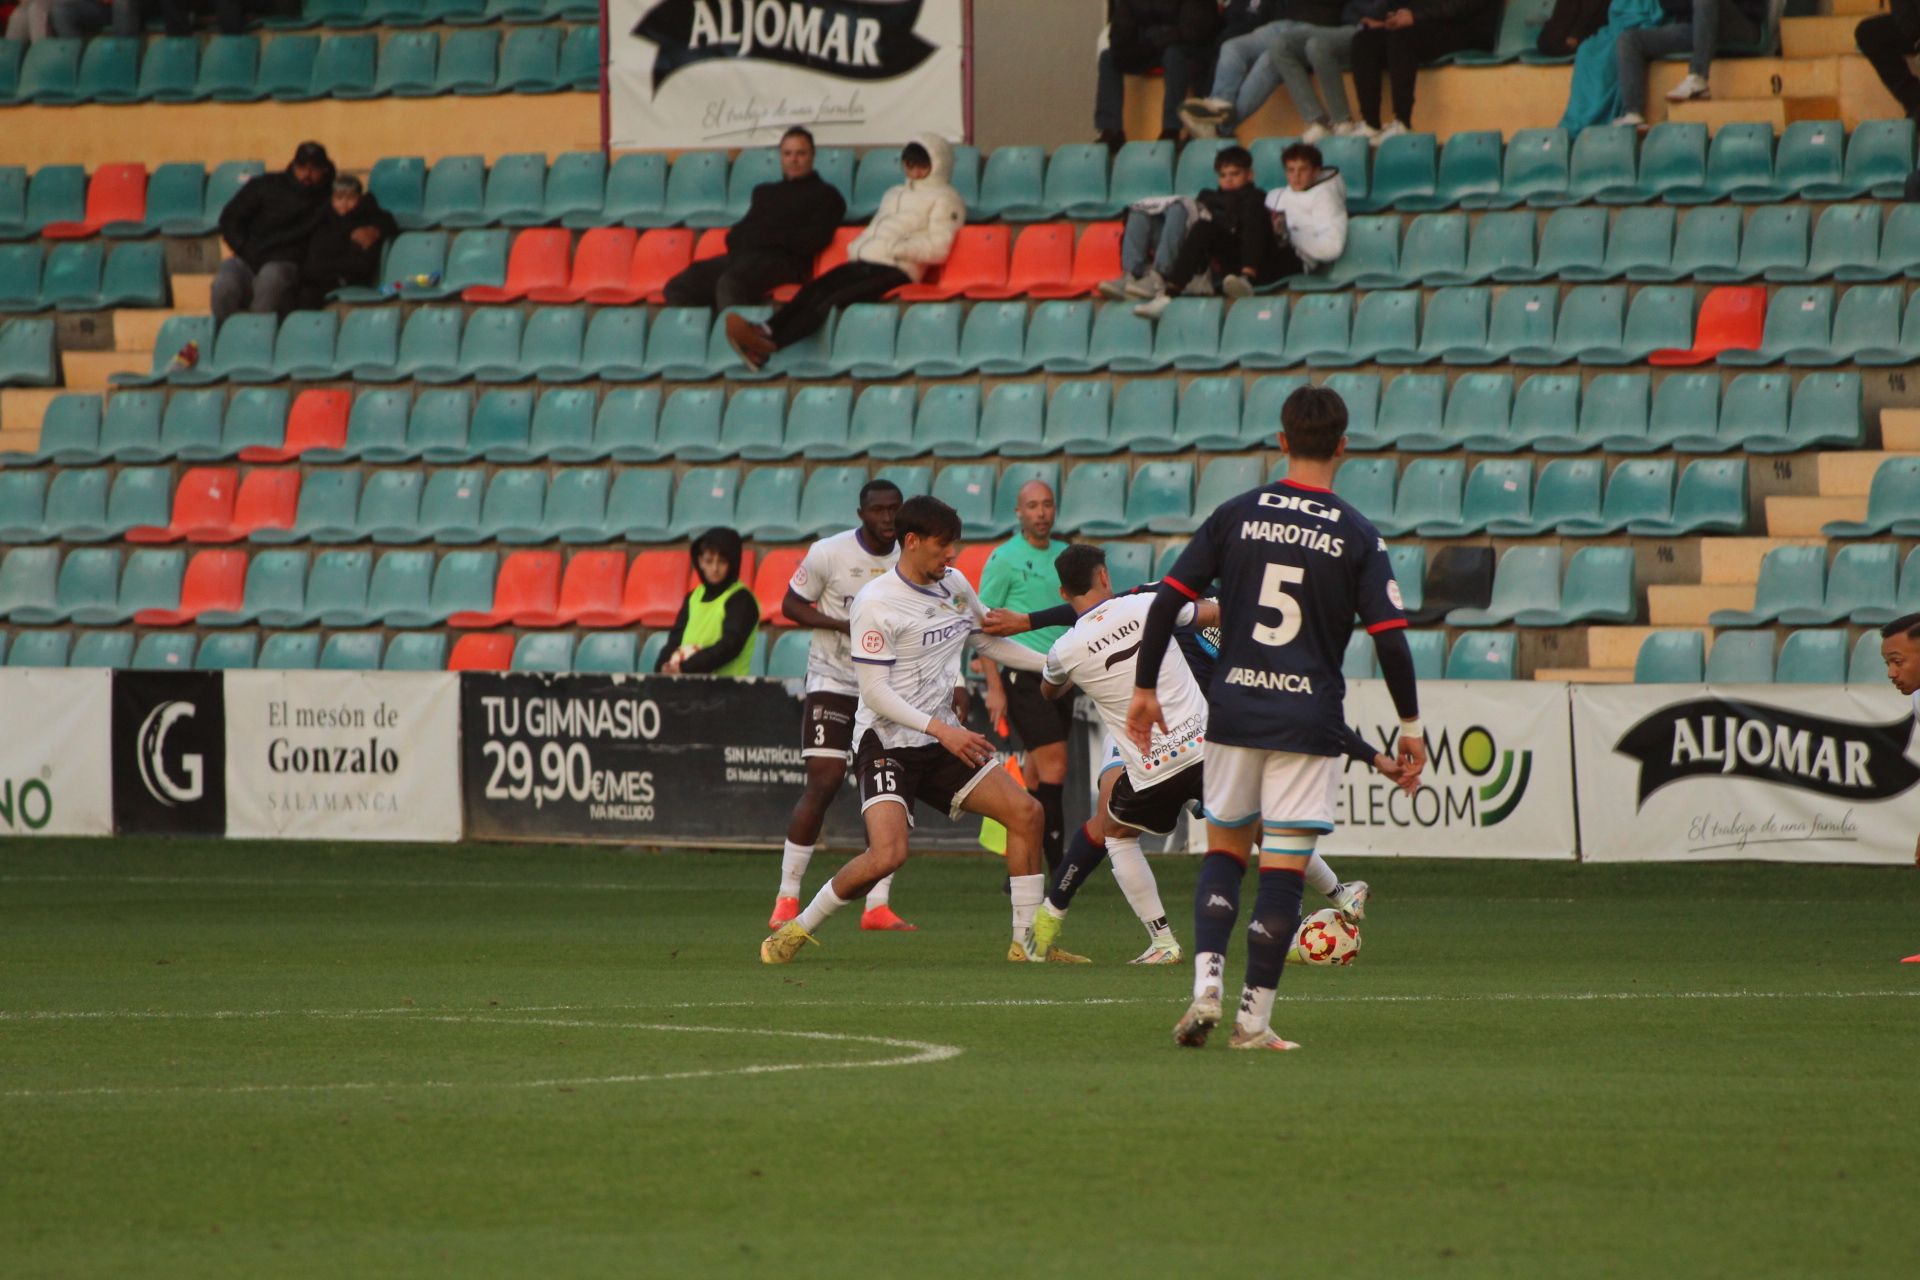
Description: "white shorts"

(1201, 742), (1339, 834)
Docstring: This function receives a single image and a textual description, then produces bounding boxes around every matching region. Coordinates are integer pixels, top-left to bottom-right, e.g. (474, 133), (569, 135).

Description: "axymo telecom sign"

(608, 0), (967, 148)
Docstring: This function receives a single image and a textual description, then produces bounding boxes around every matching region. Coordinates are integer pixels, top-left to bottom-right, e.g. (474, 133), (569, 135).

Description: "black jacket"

(299, 195), (401, 306)
(218, 162), (336, 270)
(1108, 0), (1220, 72)
(1537, 0), (1611, 57)
(1218, 0), (1292, 39)
(656, 527), (759, 676)
(1198, 182), (1283, 281)
(1659, 0), (1764, 28)
(1405, 0), (1504, 49)
(727, 172), (846, 270)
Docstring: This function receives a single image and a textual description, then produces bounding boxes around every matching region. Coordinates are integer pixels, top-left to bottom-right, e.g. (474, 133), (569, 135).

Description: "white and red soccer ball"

(1291, 908), (1361, 966)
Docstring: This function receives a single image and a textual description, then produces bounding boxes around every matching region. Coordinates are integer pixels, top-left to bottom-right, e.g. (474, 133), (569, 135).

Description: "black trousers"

(1349, 24), (1481, 129)
(1164, 220), (1301, 293)
(662, 250), (808, 310)
(1857, 15), (1920, 116)
(162, 0), (247, 36)
(768, 261), (910, 349)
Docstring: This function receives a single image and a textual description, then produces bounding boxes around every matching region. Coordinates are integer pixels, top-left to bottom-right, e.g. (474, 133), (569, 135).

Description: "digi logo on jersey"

(1613, 698), (1920, 806)
(111, 671), (226, 835)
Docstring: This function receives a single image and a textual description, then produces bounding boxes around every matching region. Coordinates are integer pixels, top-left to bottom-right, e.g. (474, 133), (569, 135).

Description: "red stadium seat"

(692, 227), (728, 262)
(971, 222), (1073, 300)
(448, 633), (514, 671)
(526, 226), (637, 305)
(135, 548), (245, 625)
(42, 164), (147, 240)
(519, 549), (627, 627)
(227, 468), (300, 541)
(752, 547), (805, 624)
(953, 542), (993, 589)
(448, 549), (560, 628)
(464, 227), (571, 303)
(128, 467), (237, 544)
(613, 549), (692, 628)
(1650, 286), (1764, 367)
(1033, 221), (1122, 299)
(892, 225), (1010, 301)
(772, 227), (863, 303)
(590, 228), (694, 305)
(239, 389), (349, 463)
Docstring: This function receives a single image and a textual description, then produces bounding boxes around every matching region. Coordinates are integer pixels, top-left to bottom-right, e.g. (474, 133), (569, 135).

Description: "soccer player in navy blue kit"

(1128, 385), (1426, 1051)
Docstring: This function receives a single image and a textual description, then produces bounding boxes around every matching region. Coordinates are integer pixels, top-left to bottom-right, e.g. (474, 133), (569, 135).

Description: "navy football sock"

(1047, 822), (1108, 912)
(1244, 867), (1306, 990)
(1035, 782), (1065, 876)
(1192, 851), (1246, 957)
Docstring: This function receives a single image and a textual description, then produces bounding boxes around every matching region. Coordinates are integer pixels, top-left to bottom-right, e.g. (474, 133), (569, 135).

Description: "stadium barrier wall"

(0, 669), (112, 837)
(1573, 684), (1920, 866)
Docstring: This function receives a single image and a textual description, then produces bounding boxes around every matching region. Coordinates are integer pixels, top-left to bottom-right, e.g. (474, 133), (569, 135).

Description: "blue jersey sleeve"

(1355, 532), (1408, 636)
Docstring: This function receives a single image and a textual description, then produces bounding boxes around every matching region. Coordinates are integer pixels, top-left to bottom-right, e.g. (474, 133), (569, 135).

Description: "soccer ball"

(1290, 908), (1361, 966)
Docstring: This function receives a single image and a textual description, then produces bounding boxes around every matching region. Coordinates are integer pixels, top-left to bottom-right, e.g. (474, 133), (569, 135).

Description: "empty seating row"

(0, 27), (596, 107)
(1635, 629), (1898, 686)
(0, 317), (55, 386)
(0, 241), (167, 311)
(0, 628), (728, 674)
(1709, 544), (1920, 629)
(0, 161), (258, 241)
(262, 0), (599, 28)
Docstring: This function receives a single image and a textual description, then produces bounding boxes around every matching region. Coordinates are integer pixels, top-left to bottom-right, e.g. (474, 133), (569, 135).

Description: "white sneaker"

(1124, 267), (1164, 299)
(1173, 988), (1222, 1047)
(1611, 112), (1646, 128)
(1221, 273), (1254, 299)
(1097, 275), (1136, 301)
(1330, 879), (1370, 921)
(1373, 121), (1408, 147)
(1299, 121), (1330, 145)
(1332, 121), (1363, 137)
(1130, 940), (1183, 965)
(1353, 122), (1381, 144)
(1665, 73), (1710, 103)
(1132, 293), (1173, 320)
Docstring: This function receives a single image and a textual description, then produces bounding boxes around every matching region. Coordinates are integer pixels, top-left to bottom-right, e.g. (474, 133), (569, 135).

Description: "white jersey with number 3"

(849, 567), (985, 751)
(789, 528), (899, 696)
(1044, 593), (1207, 790)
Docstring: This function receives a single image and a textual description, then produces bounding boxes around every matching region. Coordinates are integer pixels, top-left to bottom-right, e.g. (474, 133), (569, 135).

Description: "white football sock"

(1236, 985), (1277, 1034)
(1304, 851), (1339, 898)
(1009, 873), (1044, 940)
(1041, 900), (1067, 921)
(778, 841), (814, 899)
(1105, 835), (1167, 929)
(864, 873), (893, 910)
(1194, 950), (1225, 1001)
(795, 881), (851, 934)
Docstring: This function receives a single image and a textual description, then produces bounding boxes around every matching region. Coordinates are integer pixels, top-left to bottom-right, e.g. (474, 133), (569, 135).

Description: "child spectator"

(1263, 142), (1349, 278)
(1132, 144), (1284, 317)
(298, 176), (401, 311)
(655, 528), (761, 678)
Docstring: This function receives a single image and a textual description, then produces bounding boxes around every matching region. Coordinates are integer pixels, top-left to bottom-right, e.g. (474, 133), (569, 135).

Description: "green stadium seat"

(73, 35), (141, 103)
(0, 317), (56, 386)
(1512, 208), (1605, 285)
(172, 314), (276, 386)
(333, 231), (444, 304)
(1095, 541), (1149, 594)
(1818, 284), (1901, 365)
(534, 468), (609, 544)
(255, 33), (319, 99)
(63, 630), (130, 669)
(1189, 296), (1286, 372)
(0, 471), (46, 542)
(932, 463), (995, 535)
(1514, 284), (1619, 366)
(1167, 376), (1243, 452)
(1107, 139), (1174, 209)
(1708, 545), (1824, 628)
(1275, 293), (1348, 365)
(773, 385), (852, 460)
(1373, 214), (1465, 289)
(1643, 122), (1719, 203)
(45, 548), (121, 623)
(1443, 210), (1535, 285)
(714, 147), (781, 227)
(919, 384), (985, 458)
(1771, 203), (1880, 283)
(5, 629), (69, 667)
(736, 467), (806, 541)
(1782, 543), (1899, 627)
(16, 37), (81, 105)
(1340, 632), (1376, 679)
(1835, 201), (1920, 283)
(379, 632), (446, 670)
(1400, 131), (1500, 212)
(1758, 120), (1844, 203)
(441, 228), (516, 299)
(1359, 373), (1439, 453)
(219, 386), (299, 463)
(1057, 462), (1131, 536)
(0, 546), (60, 621)
(364, 157), (427, 235)
(36, 242), (103, 310)
(1238, 374), (1305, 448)
(979, 382), (1047, 457)
(1039, 143), (1116, 220)
(579, 387), (657, 465)
(127, 632), (195, 671)
(647, 386), (723, 461)
(507, 633), (570, 672)
(251, 469), (360, 546)
(130, 36), (199, 104)
(0, 244), (42, 310)
(1536, 371), (1647, 454)
(81, 468), (166, 545)
(1354, 132), (1436, 213)
(1521, 546), (1635, 626)
(508, 306), (584, 383)
(1452, 285), (1556, 365)
(1445, 631), (1515, 680)
(1586, 285), (1692, 365)
(884, 300), (960, 378)
(666, 465), (739, 539)
(499, 27), (566, 94)
(1561, 458), (1674, 535)
(949, 301), (1030, 376)
(471, 468), (552, 544)
(757, 629), (806, 680)
(1633, 629), (1706, 683)
(1773, 629), (1847, 684)
(1776, 370), (1863, 452)
(793, 302), (892, 379)
(1685, 122), (1776, 203)
(660, 150), (730, 226)
(1123, 461), (1192, 534)
(156, 389), (227, 461)
(1714, 205), (1809, 284)
(1010, 299), (1088, 374)
(1717, 285), (1829, 367)
(1489, 127), (1570, 208)
(1295, 214), (1396, 294)
(1372, 456), (1459, 537)
(0, 393), (97, 466)
(724, 384), (796, 460)
(1399, 372), (1509, 453)
(191, 633), (254, 670)
(1826, 456), (1920, 538)
(351, 551), (427, 628)
(1152, 296), (1223, 370)
(460, 387), (532, 462)
(1152, 455), (1258, 537)
(972, 145), (1046, 220)
(834, 384), (912, 460)
(1326, 456), (1392, 526)
(1420, 458), (1530, 536)
(1849, 630), (1887, 684)
(193, 34), (261, 101)
(1631, 458), (1746, 536)
(1390, 286), (1480, 366)
(357, 305), (462, 383)
(1478, 456), (1589, 536)
(1106, 379), (1177, 455)
(82, 242), (166, 311)
(1448, 547), (1558, 627)
(422, 155), (488, 228)
(402, 467), (476, 542)
(1826, 119), (1915, 200)
(1693, 371), (1788, 452)
(1079, 302), (1153, 372)
(0, 165), (82, 241)
(521, 387), (597, 462)
(1561, 124), (1639, 203)
(1602, 206), (1676, 282)
(564, 631), (634, 675)
(1040, 380), (1112, 456)
(437, 29), (500, 95)
(597, 152), (668, 228)
(313, 387), (404, 464)
(638, 305), (711, 379)
(789, 465), (866, 540)
(304, 630), (376, 671)
(96, 391), (166, 461)
(258, 626), (321, 669)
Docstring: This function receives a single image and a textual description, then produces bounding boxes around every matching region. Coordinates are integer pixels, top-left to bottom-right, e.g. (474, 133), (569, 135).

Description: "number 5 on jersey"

(1253, 564), (1305, 647)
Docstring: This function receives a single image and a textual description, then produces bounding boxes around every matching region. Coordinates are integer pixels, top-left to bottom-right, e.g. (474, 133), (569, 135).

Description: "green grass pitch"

(3, 839), (1917, 1278)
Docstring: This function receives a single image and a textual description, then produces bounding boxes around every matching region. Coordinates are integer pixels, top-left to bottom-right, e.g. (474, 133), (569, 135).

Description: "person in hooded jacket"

(297, 176), (401, 311)
(214, 141), (336, 324)
(655, 527), (761, 677)
(1263, 142), (1349, 276)
(725, 136), (964, 370)
(1132, 145), (1283, 318)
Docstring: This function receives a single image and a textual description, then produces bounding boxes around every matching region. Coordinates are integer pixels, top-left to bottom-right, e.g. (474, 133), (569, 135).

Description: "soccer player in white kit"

(1129, 386), (1426, 1051)
(761, 496), (1062, 964)
(770, 479), (917, 933)
(1876, 614), (1920, 963)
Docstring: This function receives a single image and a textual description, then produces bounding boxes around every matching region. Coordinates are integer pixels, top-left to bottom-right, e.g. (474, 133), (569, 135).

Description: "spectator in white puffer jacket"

(1262, 141), (1348, 276)
(727, 134), (966, 369)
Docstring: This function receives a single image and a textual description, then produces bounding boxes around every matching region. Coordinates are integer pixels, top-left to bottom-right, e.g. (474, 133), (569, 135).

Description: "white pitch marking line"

(0, 875), (710, 893)
(1, 1015), (962, 1100)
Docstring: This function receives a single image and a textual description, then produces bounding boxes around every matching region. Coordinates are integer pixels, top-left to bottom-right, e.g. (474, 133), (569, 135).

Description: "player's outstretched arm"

(783, 587), (847, 633)
(974, 634), (1046, 674)
(1372, 626), (1426, 780)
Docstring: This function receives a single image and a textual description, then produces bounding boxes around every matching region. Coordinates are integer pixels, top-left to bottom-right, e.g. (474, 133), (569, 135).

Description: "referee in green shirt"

(978, 479), (1075, 874)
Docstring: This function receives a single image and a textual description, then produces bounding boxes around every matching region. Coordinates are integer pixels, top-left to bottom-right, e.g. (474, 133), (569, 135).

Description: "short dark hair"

(292, 141), (330, 170)
(895, 494), (961, 543)
(332, 175), (363, 198)
(901, 142), (930, 169)
(1055, 543), (1107, 596)
(1215, 145), (1253, 173)
(1880, 613), (1920, 640)
(1281, 142), (1324, 170)
(1280, 385), (1348, 460)
(780, 126), (816, 149)
(858, 478), (903, 507)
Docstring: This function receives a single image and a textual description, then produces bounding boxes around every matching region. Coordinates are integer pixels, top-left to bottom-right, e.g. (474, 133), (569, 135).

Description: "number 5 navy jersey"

(1161, 477), (1407, 757)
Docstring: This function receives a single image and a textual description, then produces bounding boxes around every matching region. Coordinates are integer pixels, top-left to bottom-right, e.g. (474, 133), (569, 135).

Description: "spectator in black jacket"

(662, 127), (847, 310)
(1349, 0), (1502, 140)
(1613, 0), (1767, 126)
(1132, 145), (1283, 317)
(160, 0), (245, 35)
(1858, 0), (1920, 122)
(1096, 0), (1221, 148)
(297, 177), (400, 311)
(213, 141), (335, 324)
